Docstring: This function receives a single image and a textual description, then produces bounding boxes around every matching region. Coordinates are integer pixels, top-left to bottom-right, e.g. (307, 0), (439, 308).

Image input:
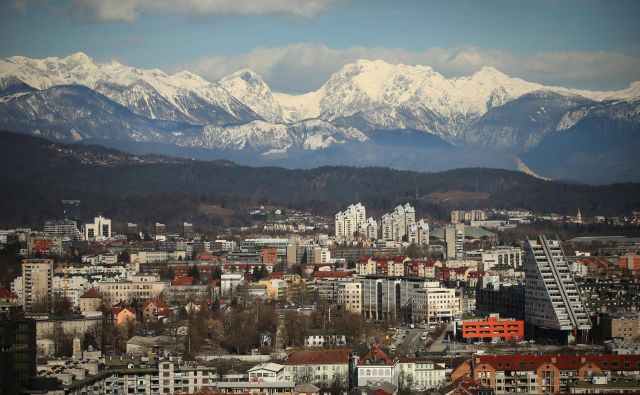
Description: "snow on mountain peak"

(220, 68), (263, 83)
(64, 52), (94, 64)
(218, 68), (284, 123)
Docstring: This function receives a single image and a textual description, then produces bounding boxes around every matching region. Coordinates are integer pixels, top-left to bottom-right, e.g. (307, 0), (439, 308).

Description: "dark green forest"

(1, 131), (639, 232)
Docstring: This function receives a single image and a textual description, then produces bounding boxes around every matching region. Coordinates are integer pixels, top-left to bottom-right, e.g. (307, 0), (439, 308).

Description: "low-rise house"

(281, 349), (350, 384)
(248, 362), (286, 382)
(142, 299), (173, 322)
(79, 288), (103, 314)
(107, 305), (137, 325)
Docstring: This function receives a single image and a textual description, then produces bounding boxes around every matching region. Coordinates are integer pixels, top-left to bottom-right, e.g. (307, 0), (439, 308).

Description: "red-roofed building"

(466, 271), (486, 287)
(79, 288), (103, 314)
(0, 288), (17, 304)
(454, 353), (640, 394)
(269, 272), (285, 280)
(142, 299), (173, 322)
(107, 306), (136, 325)
(620, 252), (640, 275)
(171, 276), (195, 286)
(356, 346), (399, 387)
(312, 271), (353, 279)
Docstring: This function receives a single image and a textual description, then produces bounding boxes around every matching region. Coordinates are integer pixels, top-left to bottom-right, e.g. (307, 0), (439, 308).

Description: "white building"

(338, 282), (362, 314)
(408, 219), (430, 245)
(359, 217), (379, 240)
(480, 246), (523, 270)
(221, 273), (244, 295)
(381, 203), (416, 242)
(248, 362), (286, 382)
(83, 215), (112, 241)
(281, 349), (350, 384)
(399, 359), (449, 390)
(98, 274), (167, 305)
(335, 203), (366, 239)
(52, 274), (94, 307)
(451, 210), (486, 224)
(412, 286), (459, 324)
(44, 219), (82, 240)
(212, 239), (237, 251)
(524, 235), (591, 336)
(304, 331), (347, 348)
(356, 347), (399, 387)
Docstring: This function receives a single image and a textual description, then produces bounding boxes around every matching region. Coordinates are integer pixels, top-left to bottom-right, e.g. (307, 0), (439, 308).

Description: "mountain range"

(1, 52), (639, 183)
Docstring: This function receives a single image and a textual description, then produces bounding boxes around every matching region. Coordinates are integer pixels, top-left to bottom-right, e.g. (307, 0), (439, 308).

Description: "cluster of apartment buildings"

(334, 203), (430, 245)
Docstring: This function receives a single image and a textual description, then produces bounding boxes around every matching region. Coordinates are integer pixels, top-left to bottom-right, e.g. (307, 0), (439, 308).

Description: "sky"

(1, 0), (639, 93)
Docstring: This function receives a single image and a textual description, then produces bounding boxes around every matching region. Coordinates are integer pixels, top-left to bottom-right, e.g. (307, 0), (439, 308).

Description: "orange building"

(260, 248), (278, 265)
(462, 314), (524, 342)
(620, 252), (640, 272)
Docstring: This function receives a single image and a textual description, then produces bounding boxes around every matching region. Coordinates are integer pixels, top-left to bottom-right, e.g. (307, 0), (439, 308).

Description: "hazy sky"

(2, 0), (639, 92)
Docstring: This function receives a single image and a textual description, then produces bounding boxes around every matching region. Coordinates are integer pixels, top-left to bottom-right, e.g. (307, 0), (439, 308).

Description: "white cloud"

(70, 0), (333, 22)
(178, 43), (640, 93)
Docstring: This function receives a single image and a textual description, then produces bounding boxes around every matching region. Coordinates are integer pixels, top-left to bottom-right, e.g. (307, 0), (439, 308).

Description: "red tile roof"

(312, 271), (353, 279)
(107, 306), (136, 315)
(142, 299), (170, 310)
(171, 276), (194, 286)
(0, 288), (17, 298)
(358, 346), (396, 366)
(467, 271), (485, 278)
(475, 354), (640, 372)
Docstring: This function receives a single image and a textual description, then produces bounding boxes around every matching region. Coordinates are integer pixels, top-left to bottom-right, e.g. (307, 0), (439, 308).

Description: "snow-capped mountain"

(218, 69), (284, 124)
(272, 59), (637, 138)
(0, 53), (258, 125)
(1, 52), (639, 183)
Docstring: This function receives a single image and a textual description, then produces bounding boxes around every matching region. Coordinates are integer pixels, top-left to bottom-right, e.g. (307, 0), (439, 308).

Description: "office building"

(126, 223), (139, 235)
(480, 247), (523, 270)
(451, 210), (486, 224)
(461, 314), (524, 342)
(412, 286), (459, 324)
(337, 281), (362, 314)
(360, 276), (431, 321)
(43, 219), (82, 240)
(61, 199), (81, 222)
(0, 316), (37, 394)
(444, 224), (465, 259)
(524, 235), (592, 340)
(155, 222), (166, 235)
(83, 215), (112, 241)
(183, 222), (194, 239)
(475, 282), (525, 321)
